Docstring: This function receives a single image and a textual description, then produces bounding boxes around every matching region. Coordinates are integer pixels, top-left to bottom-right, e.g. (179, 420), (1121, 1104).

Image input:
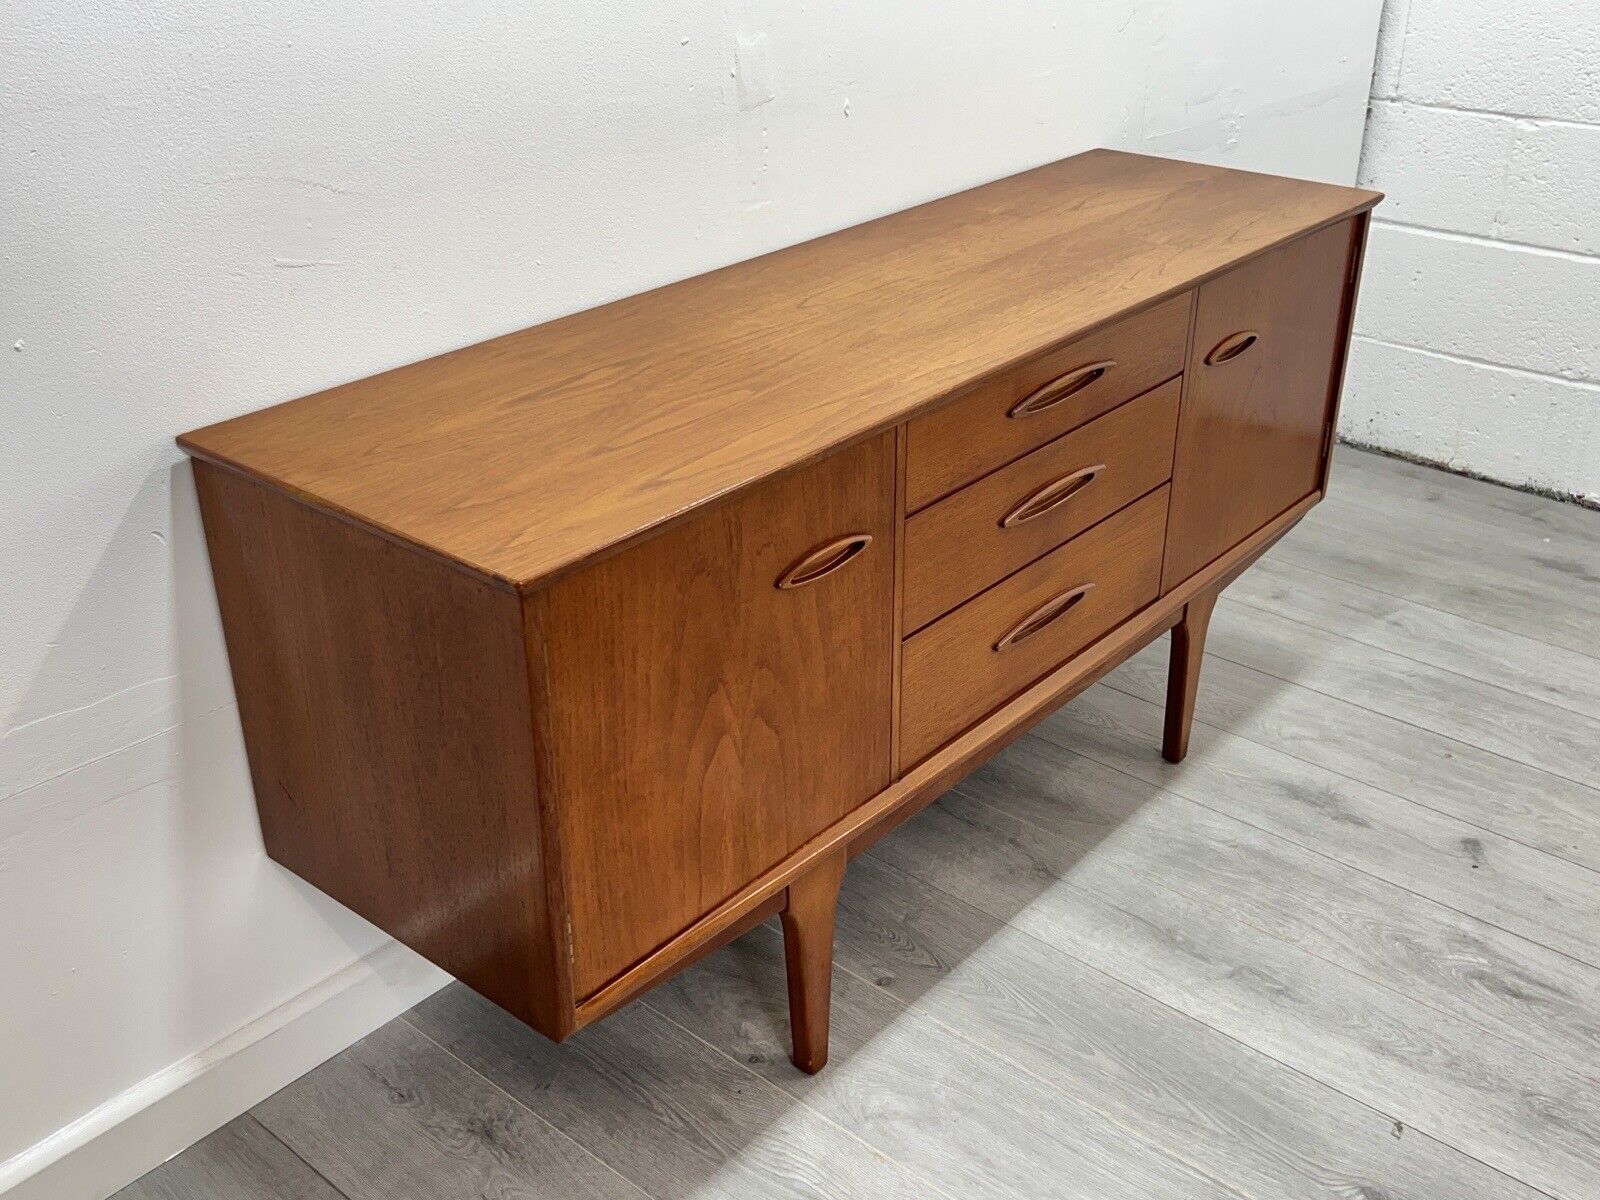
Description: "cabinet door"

(1162, 219), (1360, 589)
(535, 434), (896, 998)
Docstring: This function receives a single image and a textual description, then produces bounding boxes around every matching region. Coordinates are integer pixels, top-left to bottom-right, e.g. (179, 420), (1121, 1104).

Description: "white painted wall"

(1, 2), (1382, 1191)
(1345, 0), (1600, 504)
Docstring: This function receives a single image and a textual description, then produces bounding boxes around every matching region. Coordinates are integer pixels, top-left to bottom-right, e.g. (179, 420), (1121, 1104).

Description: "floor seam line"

(1036, 694), (1600, 891)
(820, 952), (1259, 1200)
(246, 1114), (360, 1200)
(1317, 489), (1600, 552)
(1028, 723), (1600, 988)
(1339, 443), (1600, 512)
(1219, 591), (1600, 725)
(1258, 545), (1597, 659)
(397, 1014), (654, 1200)
(1194, 646), (1600, 794)
(1092, 674), (1600, 873)
(635, 992), (977, 1200)
(1251, 551), (1600, 670)
(948, 773), (1600, 1090)
(856, 847), (1567, 1200)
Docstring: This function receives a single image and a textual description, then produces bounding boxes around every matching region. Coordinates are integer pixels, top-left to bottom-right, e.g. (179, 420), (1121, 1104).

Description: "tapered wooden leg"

(780, 847), (847, 1074)
(1163, 586), (1220, 763)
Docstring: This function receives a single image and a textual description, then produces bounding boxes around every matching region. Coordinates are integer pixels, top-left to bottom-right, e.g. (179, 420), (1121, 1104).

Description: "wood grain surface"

(534, 434), (896, 998)
(114, 1117), (341, 1200)
(192, 460), (569, 1034)
(253, 1021), (641, 1200)
(903, 291), (1190, 511)
(1160, 583), (1219, 762)
(877, 777), (1600, 1200)
(781, 847), (848, 1073)
(132, 451), (1600, 1200)
(178, 151), (1377, 590)
(900, 485), (1169, 768)
(1162, 217), (1360, 589)
(171, 150), (1378, 1086)
(829, 854), (1543, 1200)
(903, 378), (1180, 630)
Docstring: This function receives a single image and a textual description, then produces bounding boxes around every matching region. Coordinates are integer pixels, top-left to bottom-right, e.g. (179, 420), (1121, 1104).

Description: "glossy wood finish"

(901, 486), (1170, 768)
(905, 292), (1191, 512)
(143, 452), (1600, 1200)
(782, 847), (848, 1074)
(177, 152), (1377, 1077)
(534, 434), (895, 998)
(1162, 217), (1362, 590)
(191, 460), (569, 1035)
(1162, 583), (1220, 762)
(1317, 212), (1373, 494)
(584, 491), (1319, 1031)
(776, 533), (876, 589)
(903, 379), (1180, 630)
(179, 152), (1375, 591)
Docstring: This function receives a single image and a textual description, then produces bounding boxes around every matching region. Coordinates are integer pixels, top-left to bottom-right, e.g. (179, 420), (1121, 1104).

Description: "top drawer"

(905, 291), (1192, 511)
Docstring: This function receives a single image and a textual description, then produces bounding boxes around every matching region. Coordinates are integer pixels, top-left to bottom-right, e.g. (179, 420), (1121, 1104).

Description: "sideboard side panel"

(537, 433), (897, 1000)
(192, 461), (568, 1035)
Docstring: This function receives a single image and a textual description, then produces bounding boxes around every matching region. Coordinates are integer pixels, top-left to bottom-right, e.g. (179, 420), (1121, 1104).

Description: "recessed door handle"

(776, 533), (873, 589)
(1204, 330), (1259, 365)
(994, 583), (1095, 651)
(999, 464), (1106, 529)
(1008, 360), (1117, 418)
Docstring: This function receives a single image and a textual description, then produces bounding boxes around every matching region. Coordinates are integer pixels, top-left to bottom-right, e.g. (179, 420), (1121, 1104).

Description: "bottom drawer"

(899, 485), (1169, 769)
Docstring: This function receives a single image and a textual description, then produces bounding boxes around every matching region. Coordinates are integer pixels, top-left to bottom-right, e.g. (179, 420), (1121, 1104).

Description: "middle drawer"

(903, 378), (1180, 632)
(899, 484), (1170, 770)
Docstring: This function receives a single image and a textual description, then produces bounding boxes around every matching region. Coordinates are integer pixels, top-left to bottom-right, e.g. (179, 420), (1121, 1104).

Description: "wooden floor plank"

(1269, 507), (1597, 656)
(1200, 599), (1600, 787)
(1233, 555), (1600, 721)
(404, 981), (945, 1200)
(252, 1020), (645, 1200)
(1041, 684), (1600, 967)
(1104, 640), (1600, 873)
(646, 927), (1247, 1200)
(1331, 448), (1600, 560)
(831, 852), (1545, 1200)
(945, 735), (1600, 1074)
(869, 790), (1600, 1200)
(112, 1116), (343, 1200)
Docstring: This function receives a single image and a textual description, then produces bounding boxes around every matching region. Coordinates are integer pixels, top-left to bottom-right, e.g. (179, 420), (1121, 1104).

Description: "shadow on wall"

(169, 459), (388, 1045)
(0, 458), (389, 1172)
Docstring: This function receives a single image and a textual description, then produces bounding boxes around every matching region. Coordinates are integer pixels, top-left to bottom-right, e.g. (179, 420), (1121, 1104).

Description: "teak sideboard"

(179, 150), (1380, 1073)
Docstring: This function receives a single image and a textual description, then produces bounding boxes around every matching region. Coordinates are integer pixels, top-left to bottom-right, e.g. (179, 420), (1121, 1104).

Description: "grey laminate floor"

(119, 448), (1600, 1200)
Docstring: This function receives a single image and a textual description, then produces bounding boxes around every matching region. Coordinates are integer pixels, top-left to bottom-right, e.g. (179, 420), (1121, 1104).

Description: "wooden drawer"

(899, 485), (1168, 769)
(905, 292), (1191, 511)
(903, 378), (1180, 631)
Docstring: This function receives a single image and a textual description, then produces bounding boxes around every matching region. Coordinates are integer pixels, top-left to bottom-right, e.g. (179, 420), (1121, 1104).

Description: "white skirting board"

(0, 940), (451, 1200)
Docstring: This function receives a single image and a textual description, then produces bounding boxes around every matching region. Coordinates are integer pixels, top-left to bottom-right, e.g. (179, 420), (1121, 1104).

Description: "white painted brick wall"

(1357, 225), (1600, 381)
(1342, 342), (1600, 500)
(1347, 0), (1600, 504)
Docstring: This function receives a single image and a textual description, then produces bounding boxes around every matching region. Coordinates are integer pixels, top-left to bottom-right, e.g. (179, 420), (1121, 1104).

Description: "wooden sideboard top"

(178, 149), (1379, 591)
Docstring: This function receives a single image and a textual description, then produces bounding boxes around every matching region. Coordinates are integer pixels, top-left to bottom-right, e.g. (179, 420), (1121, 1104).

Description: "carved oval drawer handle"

(999, 463), (1106, 529)
(1204, 330), (1259, 365)
(1008, 360), (1117, 418)
(776, 533), (874, 590)
(994, 583), (1096, 651)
